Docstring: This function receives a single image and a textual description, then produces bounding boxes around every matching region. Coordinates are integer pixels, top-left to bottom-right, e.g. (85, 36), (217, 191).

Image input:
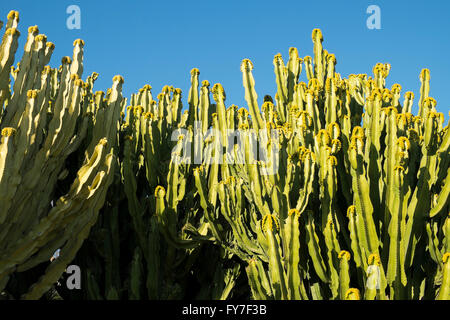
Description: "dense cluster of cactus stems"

(0, 11), (449, 300)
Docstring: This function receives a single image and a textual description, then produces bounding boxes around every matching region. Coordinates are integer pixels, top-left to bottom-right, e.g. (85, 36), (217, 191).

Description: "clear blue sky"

(2, 0), (449, 118)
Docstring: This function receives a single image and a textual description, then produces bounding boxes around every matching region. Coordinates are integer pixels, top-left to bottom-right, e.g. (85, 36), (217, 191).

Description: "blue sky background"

(1, 0), (449, 118)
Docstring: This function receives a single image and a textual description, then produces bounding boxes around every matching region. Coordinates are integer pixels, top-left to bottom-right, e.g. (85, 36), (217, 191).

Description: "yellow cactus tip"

(327, 53), (336, 64)
(155, 186), (166, 197)
(113, 75), (124, 84)
(162, 85), (171, 93)
(351, 126), (365, 139)
(46, 42), (55, 50)
(308, 78), (319, 89)
(327, 122), (341, 138)
(288, 104), (299, 113)
(288, 208), (300, 217)
(73, 39), (85, 47)
(316, 129), (331, 146)
(217, 180), (226, 187)
(312, 28), (323, 42)
(124, 135), (133, 141)
(423, 97), (437, 108)
(228, 104), (238, 111)
(143, 112), (154, 119)
(74, 79), (84, 87)
(338, 250), (351, 261)
(26, 89), (38, 99)
(397, 136), (411, 150)
(238, 123), (249, 130)
(133, 106), (144, 115)
(273, 53), (283, 64)
(289, 47), (298, 55)
(350, 136), (365, 151)
(347, 205), (356, 217)
(262, 101), (273, 110)
(212, 83), (224, 93)
(391, 83), (402, 92)
(373, 65), (382, 75)
(1, 127), (17, 137)
(327, 155), (338, 167)
(61, 56), (72, 65)
(225, 176), (236, 185)
(345, 288), (361, 300)
(262, 214), (280, 233)
(238, 108), (248, 116)
(42, 65), (51, 75)
(35, 34), (47, 42)
(427, 111), (439, 120)
(266, 122), (276, 131)
(190, 68), (200, 76)
(420, 68), (430, 81)
(368, 253), (381, 266)
(413, 115), (423, 123)
(27, 25), (39, 35)
(7, 10), (19, 20)
(99, 138), (108, 146)
(201, 80), (210, 87)
(240, 59), (254, 72)
(303, 56), (312, 63)
(5, 28), (20, 36)
(442, 253), (450, 264)
(331, 139), (341, 152)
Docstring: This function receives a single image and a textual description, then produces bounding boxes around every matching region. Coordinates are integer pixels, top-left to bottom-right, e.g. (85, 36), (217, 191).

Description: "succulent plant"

(0, 11), (448, 300)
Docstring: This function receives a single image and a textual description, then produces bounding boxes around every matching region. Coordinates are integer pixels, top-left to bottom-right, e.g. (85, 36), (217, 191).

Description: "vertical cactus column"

(0, 11), (124, 299)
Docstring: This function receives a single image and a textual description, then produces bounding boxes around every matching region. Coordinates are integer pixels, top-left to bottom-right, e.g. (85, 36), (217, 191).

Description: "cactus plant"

(0, 10), (448, 300)
(0, 11), (124, 299)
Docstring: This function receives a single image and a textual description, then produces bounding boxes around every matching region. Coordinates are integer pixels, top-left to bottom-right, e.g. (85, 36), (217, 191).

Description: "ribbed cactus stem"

(338, 250), (351, 299)
(188, 68), (200, 126)
(287, 47), (302, 104)
(312, 29), (324, 85)
(241, 59), (264, 131)
(418, 69), (430, 118)
(262, 214), (288, 299)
